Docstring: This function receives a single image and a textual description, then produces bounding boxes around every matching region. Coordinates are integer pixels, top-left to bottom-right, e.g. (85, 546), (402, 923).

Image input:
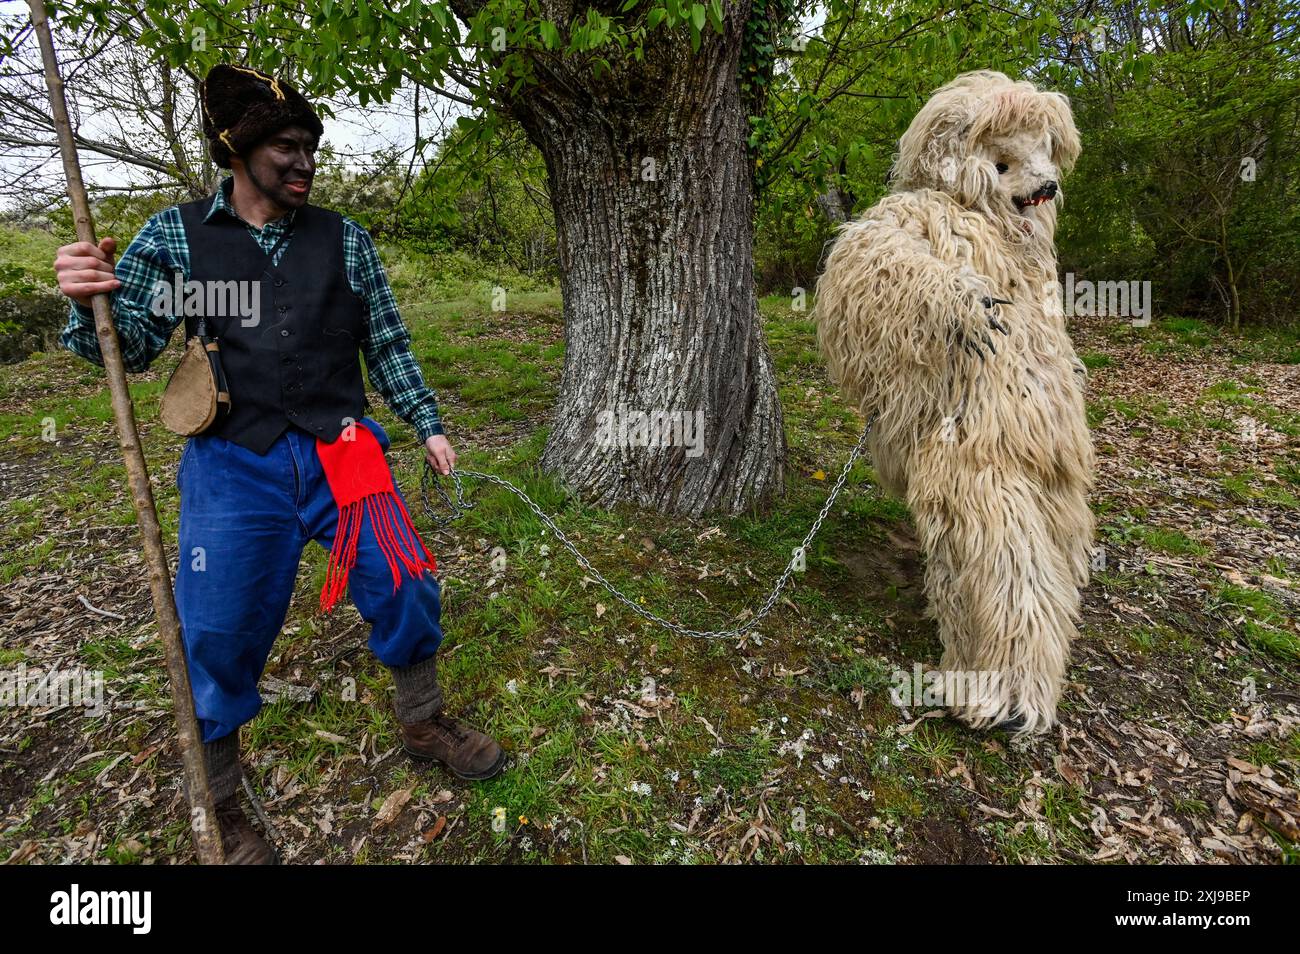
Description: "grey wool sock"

(182, 731), (242, 806)
(387, 654), (443, 724)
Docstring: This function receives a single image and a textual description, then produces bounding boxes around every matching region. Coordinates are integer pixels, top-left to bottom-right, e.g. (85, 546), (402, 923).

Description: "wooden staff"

(27, 0), (224, 864)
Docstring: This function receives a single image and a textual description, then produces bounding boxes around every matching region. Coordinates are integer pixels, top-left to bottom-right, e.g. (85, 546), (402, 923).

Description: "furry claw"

(994, 713), (1027, 733)
(951, 327), (983, 360)
(981, 297), (1012, 337)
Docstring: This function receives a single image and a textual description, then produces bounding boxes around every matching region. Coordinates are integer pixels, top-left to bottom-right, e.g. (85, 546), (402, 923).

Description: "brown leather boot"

(214, 794), (279, 865)
(400, 712), (506, 780)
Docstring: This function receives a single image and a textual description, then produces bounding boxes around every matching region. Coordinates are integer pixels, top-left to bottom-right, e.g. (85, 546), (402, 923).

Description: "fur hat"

(200, 64), (323, 169)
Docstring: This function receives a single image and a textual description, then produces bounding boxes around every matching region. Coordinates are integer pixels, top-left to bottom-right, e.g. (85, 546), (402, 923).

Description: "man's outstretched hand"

(424, 434), (457, 475)
(54, 237), (120, 307)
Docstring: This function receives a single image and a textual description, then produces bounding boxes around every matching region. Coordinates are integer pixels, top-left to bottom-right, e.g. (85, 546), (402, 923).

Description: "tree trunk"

(492, 4), (787, 516)
(1219, 215), (1242, 331)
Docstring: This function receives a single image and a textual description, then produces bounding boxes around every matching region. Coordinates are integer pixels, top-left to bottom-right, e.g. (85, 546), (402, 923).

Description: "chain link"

(419, 417), (875, 640)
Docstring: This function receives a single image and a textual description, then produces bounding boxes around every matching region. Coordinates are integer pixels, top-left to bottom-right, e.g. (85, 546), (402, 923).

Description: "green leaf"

(647, 7), (666, 30)
(539, 20), (559, 49)
(690, 2), (706, 33)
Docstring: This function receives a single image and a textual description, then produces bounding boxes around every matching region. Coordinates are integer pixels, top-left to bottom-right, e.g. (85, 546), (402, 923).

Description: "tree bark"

(486, 3), (787, 515)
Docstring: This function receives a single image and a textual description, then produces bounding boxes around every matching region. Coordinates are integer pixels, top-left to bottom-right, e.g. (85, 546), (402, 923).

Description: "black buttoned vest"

(177, 198), (369, 455)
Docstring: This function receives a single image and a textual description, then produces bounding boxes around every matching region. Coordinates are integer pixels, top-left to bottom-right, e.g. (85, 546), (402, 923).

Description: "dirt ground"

(1, 309), (1297, 864)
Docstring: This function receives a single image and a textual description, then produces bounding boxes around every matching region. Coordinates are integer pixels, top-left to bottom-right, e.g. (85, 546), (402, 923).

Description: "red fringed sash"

(315, 423), (436, 613)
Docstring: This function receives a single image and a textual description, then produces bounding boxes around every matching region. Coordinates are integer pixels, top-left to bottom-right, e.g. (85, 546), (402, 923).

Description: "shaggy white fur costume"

(815, 71), (1095, 734)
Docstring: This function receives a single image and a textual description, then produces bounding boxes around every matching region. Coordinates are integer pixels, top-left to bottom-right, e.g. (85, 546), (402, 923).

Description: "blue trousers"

(174, 417), (443, 743)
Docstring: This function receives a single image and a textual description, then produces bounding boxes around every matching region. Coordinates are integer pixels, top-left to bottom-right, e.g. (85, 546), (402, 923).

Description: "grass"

(3, 227), (1299, 864)
(1101, 314), (1300, 364)
(1079, 350), (1112, 370)
(1099, 515), (1209, 557)
(1214, 583), (1300, 662)
(0, 224), (63, 291)
(1220, 469), (1300, 508)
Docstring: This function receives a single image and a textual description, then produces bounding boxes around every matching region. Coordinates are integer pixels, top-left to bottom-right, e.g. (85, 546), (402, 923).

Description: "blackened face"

(243, 125), (318, 211)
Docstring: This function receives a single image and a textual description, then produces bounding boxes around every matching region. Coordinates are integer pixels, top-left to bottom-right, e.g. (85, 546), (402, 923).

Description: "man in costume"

(54, 64), (505, 864)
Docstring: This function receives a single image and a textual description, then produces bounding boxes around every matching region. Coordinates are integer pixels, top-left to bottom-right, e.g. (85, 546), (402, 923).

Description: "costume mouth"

(1013, 186), (1056, 211)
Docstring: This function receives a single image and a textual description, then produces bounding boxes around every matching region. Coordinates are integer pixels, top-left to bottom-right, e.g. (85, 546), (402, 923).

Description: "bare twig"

(26, 0), (223, 864)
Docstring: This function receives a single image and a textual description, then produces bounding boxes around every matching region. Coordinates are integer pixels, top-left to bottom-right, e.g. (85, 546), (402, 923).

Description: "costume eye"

(995, 162), (1009, 174)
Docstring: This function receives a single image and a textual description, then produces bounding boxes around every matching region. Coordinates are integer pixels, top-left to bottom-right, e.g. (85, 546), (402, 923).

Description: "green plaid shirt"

(60, 175), (444, 440)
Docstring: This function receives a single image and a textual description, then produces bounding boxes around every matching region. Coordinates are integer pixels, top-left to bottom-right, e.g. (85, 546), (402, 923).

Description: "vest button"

(280, 329), (290, 337)
(275, 278), (285, 287)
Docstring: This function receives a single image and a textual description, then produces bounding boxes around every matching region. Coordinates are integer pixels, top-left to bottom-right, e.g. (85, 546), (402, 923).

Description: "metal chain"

(419, 417), (875, 640)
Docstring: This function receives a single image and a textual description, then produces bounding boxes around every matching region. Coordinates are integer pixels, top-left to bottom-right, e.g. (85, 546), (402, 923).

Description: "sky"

(0, 3), (827, 215)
